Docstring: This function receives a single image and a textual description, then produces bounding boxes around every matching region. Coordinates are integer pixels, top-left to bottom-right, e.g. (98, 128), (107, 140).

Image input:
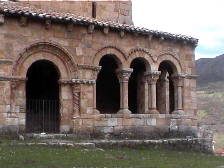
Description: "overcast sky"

(132, 0), (224, 60)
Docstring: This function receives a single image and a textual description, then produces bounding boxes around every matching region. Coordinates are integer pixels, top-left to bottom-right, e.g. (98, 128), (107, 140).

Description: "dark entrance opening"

(96, 55), (120, 114)
(129, 58), (146, 114)
(26, 60), (60, 133)
(157, 61), (175, 114)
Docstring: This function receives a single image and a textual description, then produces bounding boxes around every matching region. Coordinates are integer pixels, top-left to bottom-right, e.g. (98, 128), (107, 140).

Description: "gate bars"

(26, 99), (60, 133)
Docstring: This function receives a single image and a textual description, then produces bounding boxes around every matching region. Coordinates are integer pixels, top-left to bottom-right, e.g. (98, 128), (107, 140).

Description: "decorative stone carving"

(72, 84), (80, 116)
(11, 80), (19, 90)
(115, 68), (133, 83)
(67, 22), (74, 32)
(134, 32), (139, 37)
(144, 71), (161, 84)
(20, 17), (27, 27)
(0, 14), (5, 24)
(103, 27), (109, 34)
(0, 59), (13, 65)
(171, 73), (186, 87)
(88, 24), (94, 34)
(120, 31), (124, 37)
(45, 19), (51, 29)
(159, 36), (165, 43)
(72, 79), (95, 84)
(128, 48), (155, 61)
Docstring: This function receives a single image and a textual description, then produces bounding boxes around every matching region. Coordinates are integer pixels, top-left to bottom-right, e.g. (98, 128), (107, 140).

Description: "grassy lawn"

(0, 144), (224, 168)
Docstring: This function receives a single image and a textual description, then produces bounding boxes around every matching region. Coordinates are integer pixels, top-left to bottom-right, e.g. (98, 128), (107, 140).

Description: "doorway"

(26, 60), (60, 133)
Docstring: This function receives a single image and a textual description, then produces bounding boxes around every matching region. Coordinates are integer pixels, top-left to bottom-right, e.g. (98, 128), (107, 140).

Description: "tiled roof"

(0, 2), (198, 46)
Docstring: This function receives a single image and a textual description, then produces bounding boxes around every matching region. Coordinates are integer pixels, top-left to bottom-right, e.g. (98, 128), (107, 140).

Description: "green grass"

(0, 144), (224, 168)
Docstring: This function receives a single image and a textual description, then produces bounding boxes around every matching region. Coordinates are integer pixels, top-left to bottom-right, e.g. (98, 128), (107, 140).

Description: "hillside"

(196, 54), (224, 86)
(196, 54), (224, 151)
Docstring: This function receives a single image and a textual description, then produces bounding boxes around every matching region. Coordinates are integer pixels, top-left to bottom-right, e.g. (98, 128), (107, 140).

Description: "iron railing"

(26, 99), (60, 133)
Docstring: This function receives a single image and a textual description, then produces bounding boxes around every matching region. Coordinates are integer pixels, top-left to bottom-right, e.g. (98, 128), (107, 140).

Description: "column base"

(146, 109), (159, 114)
(117, 109), (132, 114)
(93, 109), (100, 114)
(172, 110), (185, 115)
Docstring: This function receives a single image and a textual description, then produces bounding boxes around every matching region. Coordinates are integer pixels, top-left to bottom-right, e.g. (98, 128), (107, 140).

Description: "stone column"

(115, 68), (133, 114)
(144, 71), (161, 114)
(171, 73), (185, 115)
(72, 83), (81, 117)
(92, 66), (102, 114)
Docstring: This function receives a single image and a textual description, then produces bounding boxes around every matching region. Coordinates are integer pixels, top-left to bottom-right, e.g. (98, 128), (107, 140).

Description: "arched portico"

(11, 42), (78, 133)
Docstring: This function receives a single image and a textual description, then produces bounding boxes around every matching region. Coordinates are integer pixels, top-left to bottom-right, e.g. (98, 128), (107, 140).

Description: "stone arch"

(156, 53), (183, 74)
(12, 42), (78, 78)
(93, 46), (126, 68)
(127, 49), (154, 71)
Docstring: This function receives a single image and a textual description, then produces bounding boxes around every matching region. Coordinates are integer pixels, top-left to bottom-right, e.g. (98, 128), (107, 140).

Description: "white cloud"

(132, 0), (224, 59)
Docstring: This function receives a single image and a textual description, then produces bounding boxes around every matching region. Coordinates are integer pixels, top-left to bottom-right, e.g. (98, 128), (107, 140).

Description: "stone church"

(0, 0), (199, 137)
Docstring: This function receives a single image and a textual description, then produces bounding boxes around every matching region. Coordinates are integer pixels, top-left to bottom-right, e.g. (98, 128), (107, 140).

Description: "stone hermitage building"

(0, 0), (202, 140)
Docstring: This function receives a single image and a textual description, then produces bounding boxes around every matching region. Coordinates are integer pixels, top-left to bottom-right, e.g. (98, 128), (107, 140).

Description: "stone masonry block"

(83, 119), (94, 126)
(108, 118), (117, 126)
(146, 118), (156, 126)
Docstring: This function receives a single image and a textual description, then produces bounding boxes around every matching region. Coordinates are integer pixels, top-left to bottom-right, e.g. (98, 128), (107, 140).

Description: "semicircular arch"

(127, 49), (155, 71)
(12, 42), (78, 78)
(156, 53), (183, 74)
(93, 46), (126, 68)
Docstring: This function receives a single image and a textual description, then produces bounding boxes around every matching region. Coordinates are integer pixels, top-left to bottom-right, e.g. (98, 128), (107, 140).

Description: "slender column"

(115, 68), (133, 114)
(144, 71), (161, 114)
(92, 66), (102, 114)
(171, 73), (185, 115)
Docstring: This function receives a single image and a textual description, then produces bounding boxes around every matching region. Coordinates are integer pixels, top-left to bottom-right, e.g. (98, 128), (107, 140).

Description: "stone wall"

(13, 0), (133, 24)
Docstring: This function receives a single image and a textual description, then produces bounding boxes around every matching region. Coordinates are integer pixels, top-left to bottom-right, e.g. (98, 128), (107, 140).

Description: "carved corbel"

(88, 24), (94, 34)
(11, 80), (19, 90)
(20, 16), (27, 27)
(0, 14), (5, 24)
(45, 19), (51, 29)
(120, 31), (124, 37)
(159, 36), (165, 43)
(67, 22), (74, 32)
(134, 32), (139, 37)
(103, 27), (109, 34)
(148, 34), (153, 42)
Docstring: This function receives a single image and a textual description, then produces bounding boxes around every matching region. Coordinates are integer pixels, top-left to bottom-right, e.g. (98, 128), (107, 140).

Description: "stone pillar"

(171, 73), (185, 115)
(144, 71), (161, 114)
(115, 68), (133, 114)
(92, 66), (101, 114)
(72, 83), (81, 117)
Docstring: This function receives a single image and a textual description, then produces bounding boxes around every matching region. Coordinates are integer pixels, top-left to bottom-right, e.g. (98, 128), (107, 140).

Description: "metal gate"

(26, 99), (60, 133)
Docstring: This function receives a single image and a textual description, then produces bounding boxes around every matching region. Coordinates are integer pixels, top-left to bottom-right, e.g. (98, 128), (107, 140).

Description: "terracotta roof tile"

(0, 2), (198, 46)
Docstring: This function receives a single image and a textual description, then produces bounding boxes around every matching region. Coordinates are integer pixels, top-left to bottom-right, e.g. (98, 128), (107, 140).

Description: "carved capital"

(11, 80), (19, 90)
(92, 66), (102, 80)
(115, 68), (133, 83)
(20, 16), (27, 27)
(88, 24), (94, 34)
(144, 71), (161, 84)
(171, 73), (186, 87)
(0, 14), (5, 24)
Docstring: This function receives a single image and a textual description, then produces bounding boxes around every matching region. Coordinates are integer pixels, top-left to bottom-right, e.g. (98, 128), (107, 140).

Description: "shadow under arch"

(129, 57), (149, 114)
(96, 54), (120, 114)
(157, 60), (176, 114)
